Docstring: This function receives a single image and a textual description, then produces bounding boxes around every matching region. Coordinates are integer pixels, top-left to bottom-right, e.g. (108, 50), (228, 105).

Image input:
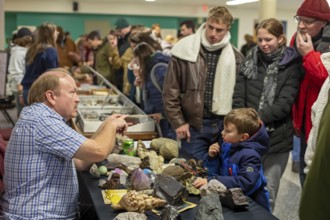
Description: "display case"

(74, 66), (159, 140)
(77, 86), (119, 108)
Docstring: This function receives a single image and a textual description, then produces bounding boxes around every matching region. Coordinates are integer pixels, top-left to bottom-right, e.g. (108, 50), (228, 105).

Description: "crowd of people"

(1, 0), (330, 218)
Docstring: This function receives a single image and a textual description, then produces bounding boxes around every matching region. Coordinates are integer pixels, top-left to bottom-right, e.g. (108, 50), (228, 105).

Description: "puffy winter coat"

(204, 123), (270, 211)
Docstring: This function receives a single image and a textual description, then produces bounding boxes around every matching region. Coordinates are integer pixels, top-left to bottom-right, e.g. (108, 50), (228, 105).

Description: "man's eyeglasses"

(294, 15), (317, 25)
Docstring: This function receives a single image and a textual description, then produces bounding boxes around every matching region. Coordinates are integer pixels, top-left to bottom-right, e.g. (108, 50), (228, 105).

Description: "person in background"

(114, 17), (133, 95)
(232, 18), (302, 210)
(126, 31), (163, 105)
(163, 6), (244, 160)
(132, 42), (174, 139)
(164, 35), (176, 48)
(290, 0), (330, 187)
(179, 20), (195, 39)
(56, 26), (80, 69)
(7, 27), (34, 116)
(149, 23), (172, 54)
(194, 108), (270, 211)
(240, 34), (256, 56)
(151, 23), (162, 40)
(4, 30), (19, 56)
(86, 30), (113, 85)
(21, 22), (59, 105)
(106, 30), (121, 86)
(0, 68), (128, 219)
(76, 34), (94, 66)
(129, 31), (163, 52)
(64, 31), (71, 39)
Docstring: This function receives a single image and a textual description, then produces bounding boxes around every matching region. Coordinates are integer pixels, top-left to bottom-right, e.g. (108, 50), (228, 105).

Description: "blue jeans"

(299, 131), (307, 187)
(23, 89), (29, 106)
(159, 119), (176, 140)
(13, 91), (23, 116)
(291, 135), (300, 162)
(180, 118), (224, 160)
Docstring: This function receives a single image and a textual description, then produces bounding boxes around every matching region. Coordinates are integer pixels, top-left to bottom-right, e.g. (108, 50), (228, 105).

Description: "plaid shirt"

(1, 103), (86, 219)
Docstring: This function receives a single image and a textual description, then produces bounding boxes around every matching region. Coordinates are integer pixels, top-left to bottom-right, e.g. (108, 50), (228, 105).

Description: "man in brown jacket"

(163, 6), (244, 160)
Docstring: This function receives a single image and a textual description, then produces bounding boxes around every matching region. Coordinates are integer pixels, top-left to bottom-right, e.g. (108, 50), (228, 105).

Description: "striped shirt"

(1, 103), (87, 219)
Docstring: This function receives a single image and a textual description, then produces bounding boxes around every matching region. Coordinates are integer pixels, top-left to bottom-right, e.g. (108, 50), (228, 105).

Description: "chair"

(0, 50), (15, 126)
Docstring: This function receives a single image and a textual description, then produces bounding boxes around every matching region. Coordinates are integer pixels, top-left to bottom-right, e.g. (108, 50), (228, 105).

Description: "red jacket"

(291, 34), (328, 141)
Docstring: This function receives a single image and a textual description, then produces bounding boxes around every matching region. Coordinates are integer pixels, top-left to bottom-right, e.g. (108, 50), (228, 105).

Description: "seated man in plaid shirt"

(0, 68), (128, 219)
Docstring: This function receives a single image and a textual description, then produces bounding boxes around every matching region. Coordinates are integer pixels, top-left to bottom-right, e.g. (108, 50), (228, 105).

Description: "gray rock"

(195, 193), (224, 220)
(113, 212), (147, 220)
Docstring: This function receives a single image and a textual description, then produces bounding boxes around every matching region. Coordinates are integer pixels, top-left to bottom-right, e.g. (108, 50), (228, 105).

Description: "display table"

(78, 172), (278, 220)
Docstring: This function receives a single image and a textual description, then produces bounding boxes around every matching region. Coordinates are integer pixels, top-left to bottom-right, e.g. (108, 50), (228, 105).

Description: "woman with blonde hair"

(21, 22), (59, 105)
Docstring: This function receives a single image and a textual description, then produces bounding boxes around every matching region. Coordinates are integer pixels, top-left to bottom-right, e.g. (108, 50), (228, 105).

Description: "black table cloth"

(77, 172), (278, 220)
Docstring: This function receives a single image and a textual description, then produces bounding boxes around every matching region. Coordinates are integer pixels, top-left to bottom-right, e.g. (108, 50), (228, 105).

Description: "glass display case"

(74, 66), (159, 140)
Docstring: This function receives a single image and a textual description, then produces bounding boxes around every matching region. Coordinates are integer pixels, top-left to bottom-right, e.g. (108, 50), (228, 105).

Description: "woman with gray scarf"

(232, 18), (302, 211)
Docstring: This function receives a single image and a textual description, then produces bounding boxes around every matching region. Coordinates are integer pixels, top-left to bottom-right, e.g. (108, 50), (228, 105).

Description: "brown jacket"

(163, 47), (244, 130)
(56, 37), (78, 68)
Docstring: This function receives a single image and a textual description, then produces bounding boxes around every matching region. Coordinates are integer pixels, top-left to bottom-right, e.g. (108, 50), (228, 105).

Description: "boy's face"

(221, 122), (246, 143)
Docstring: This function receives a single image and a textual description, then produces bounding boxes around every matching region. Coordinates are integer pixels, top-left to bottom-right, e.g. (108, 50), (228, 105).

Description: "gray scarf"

(316, 24), (330, 53)
(294, 23), (330, 54)
(241, 46), (285, 111)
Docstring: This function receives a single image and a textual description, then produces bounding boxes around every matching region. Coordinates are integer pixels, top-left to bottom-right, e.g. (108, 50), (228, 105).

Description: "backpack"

(150, 62), (168, 93)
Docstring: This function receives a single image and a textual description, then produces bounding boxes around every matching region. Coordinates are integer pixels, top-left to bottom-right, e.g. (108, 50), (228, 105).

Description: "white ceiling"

(79, 0), (304, 11)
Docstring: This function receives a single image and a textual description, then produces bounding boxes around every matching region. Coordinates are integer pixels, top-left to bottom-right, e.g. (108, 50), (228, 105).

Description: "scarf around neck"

(201, 27), (236, 115)
(294, 24), (330, 55)
(170, 23), (236, 115)
(241, 46), (285, 111)
(315, 24), (330, 54)
(258, 46), (285, 111)
(201, 28), (231, 51)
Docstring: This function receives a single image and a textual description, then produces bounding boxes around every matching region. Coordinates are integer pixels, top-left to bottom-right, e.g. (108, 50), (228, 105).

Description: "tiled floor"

(273, 155), (301, 220)
(0, 107), (302, 220)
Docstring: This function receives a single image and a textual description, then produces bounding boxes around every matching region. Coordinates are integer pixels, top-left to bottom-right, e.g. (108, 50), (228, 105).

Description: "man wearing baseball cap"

(113, 17), (133, 96)
(291, 0), (330, 187)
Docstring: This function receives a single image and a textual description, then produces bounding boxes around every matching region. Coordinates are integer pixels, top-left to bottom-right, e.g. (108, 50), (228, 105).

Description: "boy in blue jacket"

(194, 108), (270, 211)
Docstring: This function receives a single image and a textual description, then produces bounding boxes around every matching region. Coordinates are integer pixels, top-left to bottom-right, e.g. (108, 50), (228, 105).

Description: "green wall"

(5, 12), (238, 47)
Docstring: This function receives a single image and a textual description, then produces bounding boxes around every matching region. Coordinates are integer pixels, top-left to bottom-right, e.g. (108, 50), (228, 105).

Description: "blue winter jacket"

(143, 51), (170, 114)
(22, 47), (59, 90)
(203, 123), (270, 211)
(143, 52), (174, 139)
